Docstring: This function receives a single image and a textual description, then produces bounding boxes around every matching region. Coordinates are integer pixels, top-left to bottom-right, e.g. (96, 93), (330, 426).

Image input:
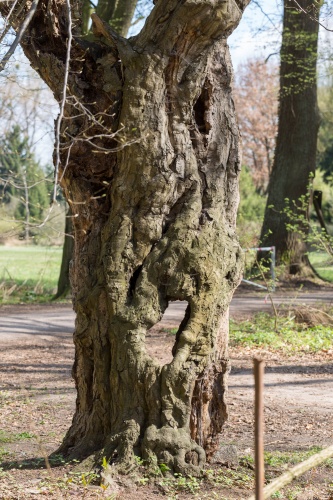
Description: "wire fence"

(242, 246), (276, 292)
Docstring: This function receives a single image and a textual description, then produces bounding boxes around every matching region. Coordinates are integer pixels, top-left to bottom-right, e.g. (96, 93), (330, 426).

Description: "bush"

(237, 166), (267, 248)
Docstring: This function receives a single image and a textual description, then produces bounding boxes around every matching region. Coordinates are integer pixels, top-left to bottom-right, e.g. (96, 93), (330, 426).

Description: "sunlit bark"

(0, 0), (249, 473)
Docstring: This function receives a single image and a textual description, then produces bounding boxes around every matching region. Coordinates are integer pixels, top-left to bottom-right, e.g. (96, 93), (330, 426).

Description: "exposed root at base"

(142, 425), (206, 476)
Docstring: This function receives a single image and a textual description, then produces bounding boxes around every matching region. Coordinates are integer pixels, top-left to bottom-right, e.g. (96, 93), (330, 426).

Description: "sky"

(1, 0), (332, 166)
(229, 0), (283, 69)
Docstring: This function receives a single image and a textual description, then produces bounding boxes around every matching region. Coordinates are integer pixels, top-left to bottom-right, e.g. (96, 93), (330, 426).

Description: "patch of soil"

(0, 308), (332, 499)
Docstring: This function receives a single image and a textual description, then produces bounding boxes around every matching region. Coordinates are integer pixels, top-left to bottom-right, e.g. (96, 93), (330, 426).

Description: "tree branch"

(0, 0), (20, 44)
(0, 0), (39, 73)
(291, 0), (330, 31)
(53, 0), (73, 204)
(91, 12), (120, 49)
(134, 0), (251, 53)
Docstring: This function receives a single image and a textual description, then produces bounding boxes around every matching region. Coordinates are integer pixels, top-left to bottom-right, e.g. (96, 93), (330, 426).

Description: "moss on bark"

(0, 0), (250, 474)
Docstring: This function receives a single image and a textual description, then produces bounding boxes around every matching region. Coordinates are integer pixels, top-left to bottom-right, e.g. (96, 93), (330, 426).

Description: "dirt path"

(1, 290), (333, 340)
(0, 294), (333, 499)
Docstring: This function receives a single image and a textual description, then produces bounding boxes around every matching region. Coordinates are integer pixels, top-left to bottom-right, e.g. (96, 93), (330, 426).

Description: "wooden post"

(254, 358), (265, 500)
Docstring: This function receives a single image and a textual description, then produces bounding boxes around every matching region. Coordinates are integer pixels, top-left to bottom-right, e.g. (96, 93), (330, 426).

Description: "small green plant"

(138, 476), (149, 485)
(80, 470), (99, 487)
(230, 313), (333, 353)
(271, 492), (283, 498)
(159, 462), (171, 474)
(285, 485), (302, 500)
(326, 458), (333, 469)
(0, 431), (12, 443)
(134, 455), (144, 466)
(205, 467), (253, 488)
(265, 447), (322, 467)
(102, 455), (109, 469)
(0, 446), (9, 461)
(159, 472), (201, 496)
(0, 430), (36, 443)
(15, 431), (36, 440)
(163, 327), (178, 335)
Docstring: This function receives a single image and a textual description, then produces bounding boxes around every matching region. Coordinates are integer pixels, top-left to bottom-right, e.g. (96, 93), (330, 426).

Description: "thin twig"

(255, 257), (279, 331)
(0, 0), (40, 73)
(291, 0), (331, 32)
(53, 0), (72, 204)
(0, 0), (20, 44)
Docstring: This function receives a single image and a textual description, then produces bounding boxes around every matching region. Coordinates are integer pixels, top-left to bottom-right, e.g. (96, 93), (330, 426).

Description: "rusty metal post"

(254, 358), (265, 500)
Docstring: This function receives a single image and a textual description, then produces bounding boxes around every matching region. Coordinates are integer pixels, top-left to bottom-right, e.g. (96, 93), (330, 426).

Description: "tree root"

(142, 425), (206, 476)
(102, 419), (141, 474)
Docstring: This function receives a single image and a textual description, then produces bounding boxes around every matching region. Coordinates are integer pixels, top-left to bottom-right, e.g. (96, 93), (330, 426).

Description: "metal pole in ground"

(254, 358), (265, 500)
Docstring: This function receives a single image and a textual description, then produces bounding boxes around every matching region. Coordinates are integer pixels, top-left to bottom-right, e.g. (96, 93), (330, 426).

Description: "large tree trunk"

(3, 0), (249, 474)
(259, 0), (321, 275)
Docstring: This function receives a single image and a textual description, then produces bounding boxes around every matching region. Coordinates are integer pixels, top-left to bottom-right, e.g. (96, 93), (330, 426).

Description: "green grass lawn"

(230, 312), (333, 354)
(243, 250), (333, 284)
(0, 246), (62, 303)
(309, 251), (333, 282)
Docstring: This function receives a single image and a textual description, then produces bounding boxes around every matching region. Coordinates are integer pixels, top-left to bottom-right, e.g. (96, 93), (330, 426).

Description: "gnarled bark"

(1, 0), (249, 474)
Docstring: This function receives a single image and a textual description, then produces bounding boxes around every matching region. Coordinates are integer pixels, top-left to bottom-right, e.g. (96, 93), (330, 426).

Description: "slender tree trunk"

(82, 0), (93, 35)
(3, 0), (250, 474)
(95, 0), (117, 26)
(110, 0), (138, 37)
(53, 205), (73, 300)
(22, 169), (30, 240)
(259, 0), (321, 275)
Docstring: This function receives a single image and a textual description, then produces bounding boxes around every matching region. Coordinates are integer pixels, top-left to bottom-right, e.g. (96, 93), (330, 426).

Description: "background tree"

(233, 58), (278, 193)
(317, 83), (333, 187)
(0, 126), (49, 239)
(0, 0), (250, 474)
(0, 62), (60, 242)
(53, 204), (73, 299)
(0, 67), (56, 159)
(259, 0), (322, 275)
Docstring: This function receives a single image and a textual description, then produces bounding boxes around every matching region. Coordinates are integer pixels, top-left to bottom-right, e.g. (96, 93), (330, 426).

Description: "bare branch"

(0, 0), (20, 44)
(291, 0), (332, 31)
(252, 0), (281, 33)
(0, 0), (39, 73)
(53, 0), (72, 204)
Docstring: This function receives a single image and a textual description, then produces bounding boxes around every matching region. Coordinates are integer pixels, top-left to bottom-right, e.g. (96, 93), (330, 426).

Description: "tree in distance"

(259, 0), (322, 275)
(0, 125), (49, 240)
(233, 58), (278, 194)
